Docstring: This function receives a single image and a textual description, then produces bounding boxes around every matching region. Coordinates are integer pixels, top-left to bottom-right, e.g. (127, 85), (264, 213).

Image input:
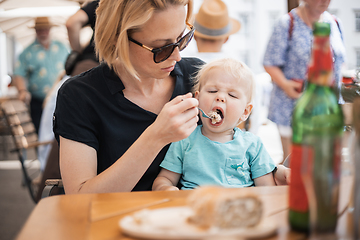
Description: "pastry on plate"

(187, 186), (263, 229)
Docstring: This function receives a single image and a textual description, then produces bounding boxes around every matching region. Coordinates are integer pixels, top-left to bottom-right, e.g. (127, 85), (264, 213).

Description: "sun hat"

(194, 0), (241, 39)
(30, 17), (57, 29)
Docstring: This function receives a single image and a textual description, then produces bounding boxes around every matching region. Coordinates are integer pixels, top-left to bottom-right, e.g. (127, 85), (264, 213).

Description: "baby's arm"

(273, 165), (291, 185)
(253, 172), (276, 186)
(152, 168), (181, 191)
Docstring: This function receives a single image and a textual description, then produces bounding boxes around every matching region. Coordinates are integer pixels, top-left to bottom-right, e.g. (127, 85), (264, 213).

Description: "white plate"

(119, 206), (277, 240)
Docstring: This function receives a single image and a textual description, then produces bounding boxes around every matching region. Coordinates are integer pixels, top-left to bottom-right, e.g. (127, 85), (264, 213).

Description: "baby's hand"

(160, 186), (179, 191)
(274, 165), (291, 185)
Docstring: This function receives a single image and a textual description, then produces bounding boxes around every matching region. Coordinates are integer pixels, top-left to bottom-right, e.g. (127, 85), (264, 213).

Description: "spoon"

(198, 108), (211, 119)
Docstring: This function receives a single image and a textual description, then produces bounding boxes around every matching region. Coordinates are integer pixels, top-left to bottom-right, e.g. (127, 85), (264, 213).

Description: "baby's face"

(195, 68), (253, 132)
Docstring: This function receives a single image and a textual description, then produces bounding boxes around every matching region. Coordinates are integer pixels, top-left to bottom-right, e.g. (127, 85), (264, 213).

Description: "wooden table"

(16, 181), (353, 240)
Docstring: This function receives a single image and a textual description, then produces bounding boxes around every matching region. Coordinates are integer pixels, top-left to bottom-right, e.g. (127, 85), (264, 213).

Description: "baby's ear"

(194, 91), (200, 99)
(239, 103), (253, 122)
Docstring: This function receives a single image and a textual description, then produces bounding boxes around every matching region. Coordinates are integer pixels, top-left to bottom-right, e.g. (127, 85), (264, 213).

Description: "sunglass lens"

(154, 45), (175, 63)
(179, 31), (193, 51)
(154, 28), (194, 63)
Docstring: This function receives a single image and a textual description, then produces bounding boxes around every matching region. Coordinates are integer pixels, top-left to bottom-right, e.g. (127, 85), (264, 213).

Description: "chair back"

(1, 99), (52, 203)
(1, 100), (39, 150)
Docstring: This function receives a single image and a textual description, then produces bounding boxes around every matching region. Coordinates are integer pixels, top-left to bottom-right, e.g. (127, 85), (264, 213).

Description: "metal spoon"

(198, 108), (211, 119)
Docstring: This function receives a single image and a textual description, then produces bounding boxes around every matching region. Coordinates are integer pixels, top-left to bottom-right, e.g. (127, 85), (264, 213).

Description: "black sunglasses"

(128, 25), (195, 63)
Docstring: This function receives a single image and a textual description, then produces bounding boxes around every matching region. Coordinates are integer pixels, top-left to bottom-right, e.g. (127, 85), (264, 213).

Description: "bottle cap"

(313, 22), (331, 36)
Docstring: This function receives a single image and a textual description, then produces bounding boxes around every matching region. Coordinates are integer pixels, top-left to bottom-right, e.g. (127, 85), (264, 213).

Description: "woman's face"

(304, 0), (331, 15)
(128, 5), (187, 80)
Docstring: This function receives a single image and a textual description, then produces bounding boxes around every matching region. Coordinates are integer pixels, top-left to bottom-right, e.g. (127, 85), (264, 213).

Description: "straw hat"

(30, 17), (57, 29)
(194, 0), (241, 39)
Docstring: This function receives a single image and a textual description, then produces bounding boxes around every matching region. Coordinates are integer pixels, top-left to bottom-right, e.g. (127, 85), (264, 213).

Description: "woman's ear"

(239, 103), (253, 122)
(194, 91), (200, 99)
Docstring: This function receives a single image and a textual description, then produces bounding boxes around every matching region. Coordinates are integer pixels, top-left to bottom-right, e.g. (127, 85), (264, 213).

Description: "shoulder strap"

(332, 14), (343, 41)
(288, 12), (294, 40)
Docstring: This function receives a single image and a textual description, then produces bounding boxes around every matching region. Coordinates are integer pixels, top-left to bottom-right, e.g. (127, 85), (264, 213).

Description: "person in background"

(183, 0), (240, 63)
(12, 17), (69, 133)
(54, 0), (203, 194)
(153, 58), (290, 191)
(263, 0), (346, 163)
(65, 0), (100, 76)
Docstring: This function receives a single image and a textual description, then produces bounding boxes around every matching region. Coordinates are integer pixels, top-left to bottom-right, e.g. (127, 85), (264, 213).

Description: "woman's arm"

(152, 169), (181, 191)
(264, 66), (302, 99)
(60, 93), (199, 194)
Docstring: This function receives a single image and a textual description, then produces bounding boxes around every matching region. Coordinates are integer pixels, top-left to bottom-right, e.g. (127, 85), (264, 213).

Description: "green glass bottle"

(289, 22), (344, 233)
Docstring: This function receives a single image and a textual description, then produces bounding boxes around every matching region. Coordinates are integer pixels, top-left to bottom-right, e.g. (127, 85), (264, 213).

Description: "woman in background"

(263, 0), (345, 162)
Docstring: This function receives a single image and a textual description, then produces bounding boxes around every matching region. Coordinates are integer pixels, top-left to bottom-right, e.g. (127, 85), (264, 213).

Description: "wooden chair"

(1, 99), (52, 203)
(41, 179), (64, 199)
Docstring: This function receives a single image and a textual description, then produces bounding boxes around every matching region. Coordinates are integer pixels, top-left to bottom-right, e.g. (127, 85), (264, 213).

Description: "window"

(268, 12), (280, 31)
(327, 9), (337, 16)
(356, 49), (360, 68)
(238, 13), (250, 36)
(356, 11), (360, 32)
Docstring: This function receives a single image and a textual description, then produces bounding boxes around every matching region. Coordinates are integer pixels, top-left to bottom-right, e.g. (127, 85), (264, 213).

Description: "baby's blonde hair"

(192, 58), (255, 103)
(95, 0), (193, 79)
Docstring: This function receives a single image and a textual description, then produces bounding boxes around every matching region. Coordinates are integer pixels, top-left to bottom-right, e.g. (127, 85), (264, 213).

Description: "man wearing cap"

(13, 17), (69, 133)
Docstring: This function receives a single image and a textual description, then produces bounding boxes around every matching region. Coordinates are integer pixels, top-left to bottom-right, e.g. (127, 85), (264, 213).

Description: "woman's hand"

(150, 92), (199, 146)
(282, 80), (302, 99)
(264, 66), (302, 99)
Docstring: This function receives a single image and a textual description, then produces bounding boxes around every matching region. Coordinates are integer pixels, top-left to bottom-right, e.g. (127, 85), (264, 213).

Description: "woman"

(263, 0), (346, 162)
(53, 0), (203, 193)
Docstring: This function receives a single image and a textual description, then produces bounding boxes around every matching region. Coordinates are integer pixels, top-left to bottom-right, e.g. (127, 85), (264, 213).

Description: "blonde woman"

(54, 0), (204, 194)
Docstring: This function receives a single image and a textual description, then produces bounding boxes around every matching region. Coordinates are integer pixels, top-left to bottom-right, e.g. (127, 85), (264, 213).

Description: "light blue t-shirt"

(160, 125), (276, 189)
(14, 39), (69, 100)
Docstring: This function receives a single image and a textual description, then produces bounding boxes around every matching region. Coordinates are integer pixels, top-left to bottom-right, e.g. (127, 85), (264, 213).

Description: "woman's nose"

(170, 46), (182, 62)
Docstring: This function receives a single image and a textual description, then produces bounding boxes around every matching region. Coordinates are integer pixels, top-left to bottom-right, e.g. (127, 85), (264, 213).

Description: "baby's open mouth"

(208, 109), (223, 124)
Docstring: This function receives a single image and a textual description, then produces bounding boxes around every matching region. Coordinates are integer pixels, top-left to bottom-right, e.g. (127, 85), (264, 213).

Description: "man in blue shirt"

(13, 17), (69, 133)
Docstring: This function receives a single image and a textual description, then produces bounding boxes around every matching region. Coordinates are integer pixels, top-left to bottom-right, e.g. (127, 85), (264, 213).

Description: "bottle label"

(289, 144), (311, 212)
(307, 36), (334, 86)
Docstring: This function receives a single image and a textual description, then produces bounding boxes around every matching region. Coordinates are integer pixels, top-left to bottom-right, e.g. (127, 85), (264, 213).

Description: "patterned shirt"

(14, 39), (69, 100)
(160, 125), (276, 189)
(263, 9), (346, 126)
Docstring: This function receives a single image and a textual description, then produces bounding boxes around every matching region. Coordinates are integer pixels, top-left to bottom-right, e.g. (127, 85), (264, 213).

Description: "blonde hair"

(95, 0), (193, 78)
(192, 58), (255, 103)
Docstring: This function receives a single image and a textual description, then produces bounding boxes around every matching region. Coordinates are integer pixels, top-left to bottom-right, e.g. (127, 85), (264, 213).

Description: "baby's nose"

(216, 95), (225, 103)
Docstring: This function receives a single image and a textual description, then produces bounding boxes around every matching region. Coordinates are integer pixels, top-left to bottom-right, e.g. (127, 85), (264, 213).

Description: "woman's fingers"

(154, 93), (199, 144)
(285, 81), (302, 99)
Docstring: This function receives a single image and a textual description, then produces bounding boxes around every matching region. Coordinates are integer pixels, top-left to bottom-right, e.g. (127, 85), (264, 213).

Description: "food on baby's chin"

(187, 186), (263, 229)
(208, 111), (222, 124)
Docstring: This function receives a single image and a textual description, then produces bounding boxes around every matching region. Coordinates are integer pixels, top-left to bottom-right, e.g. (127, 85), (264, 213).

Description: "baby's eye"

(208, 90), (217, 93)
(229, 93), (238, 98)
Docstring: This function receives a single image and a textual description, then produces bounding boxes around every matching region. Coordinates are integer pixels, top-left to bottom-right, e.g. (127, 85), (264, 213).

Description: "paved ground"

(0, 136), (37, 240)
(0, 169), (36, 240)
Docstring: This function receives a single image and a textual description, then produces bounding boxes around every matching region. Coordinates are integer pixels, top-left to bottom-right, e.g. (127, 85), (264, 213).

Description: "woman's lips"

(162, 65), (175, 72)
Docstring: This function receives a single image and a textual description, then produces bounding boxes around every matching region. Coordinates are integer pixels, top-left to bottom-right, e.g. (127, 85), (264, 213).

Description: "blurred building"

(328, 0), (360, 70)
(184, 0), (359, 73)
